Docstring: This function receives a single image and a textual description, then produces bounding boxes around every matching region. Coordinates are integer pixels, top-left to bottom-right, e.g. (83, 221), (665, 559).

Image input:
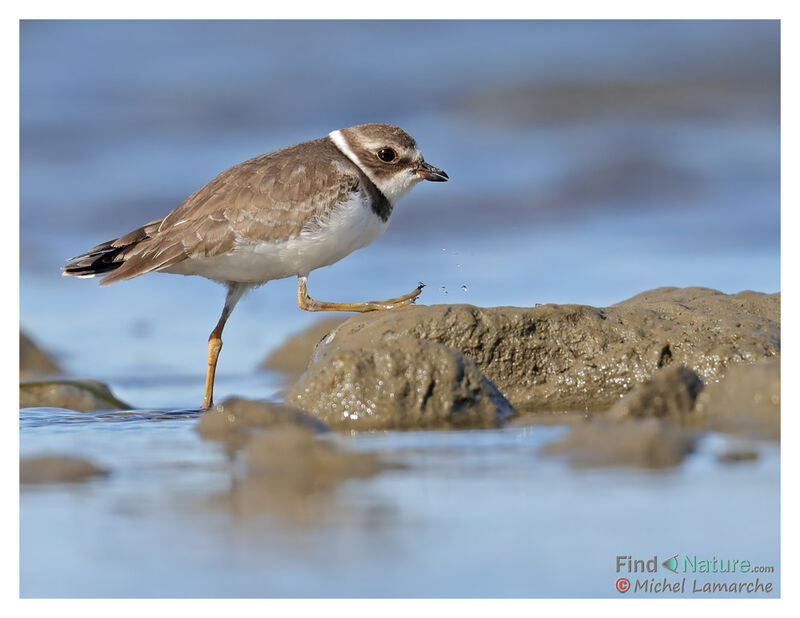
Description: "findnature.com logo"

(614, 554), (775, 595)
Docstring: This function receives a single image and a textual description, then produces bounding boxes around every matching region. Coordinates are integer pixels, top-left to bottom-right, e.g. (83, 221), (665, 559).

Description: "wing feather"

(65, 136), (365, 285)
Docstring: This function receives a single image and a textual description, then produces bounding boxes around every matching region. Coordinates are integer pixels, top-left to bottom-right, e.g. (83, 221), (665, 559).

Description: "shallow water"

(20, 407), (779, 598)
(20, 20), (780, 597)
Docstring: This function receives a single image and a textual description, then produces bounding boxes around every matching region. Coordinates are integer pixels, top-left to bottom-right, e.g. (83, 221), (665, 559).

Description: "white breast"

(163, 194), (389, 284)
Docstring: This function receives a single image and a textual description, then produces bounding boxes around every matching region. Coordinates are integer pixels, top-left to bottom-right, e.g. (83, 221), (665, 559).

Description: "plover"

(62, 123), (448, 409)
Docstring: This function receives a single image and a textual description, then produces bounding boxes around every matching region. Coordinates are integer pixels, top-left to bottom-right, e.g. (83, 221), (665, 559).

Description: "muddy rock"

(695, 357), (780, 439)
(197, 396), (330, 447)
(20, 379), (131, 412)
(287, 335), (516, 430)
(20, 455), (108, 484)
(308, 287), (778, 412)
(20, 331), (62, 380)
(610, 365), (704, 421)
(540, 418), (695, 468)
(259, 317), (346, 376)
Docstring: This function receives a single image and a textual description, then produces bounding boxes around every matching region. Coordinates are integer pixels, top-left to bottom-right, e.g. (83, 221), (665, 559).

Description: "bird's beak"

(416, 161), (449, 182)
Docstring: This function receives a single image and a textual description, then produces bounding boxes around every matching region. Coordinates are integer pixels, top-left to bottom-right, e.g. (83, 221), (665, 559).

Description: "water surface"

(20, 408), (780, 597)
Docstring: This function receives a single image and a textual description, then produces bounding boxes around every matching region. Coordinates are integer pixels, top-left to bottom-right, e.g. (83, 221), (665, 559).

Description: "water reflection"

(206, 426), (401, 526)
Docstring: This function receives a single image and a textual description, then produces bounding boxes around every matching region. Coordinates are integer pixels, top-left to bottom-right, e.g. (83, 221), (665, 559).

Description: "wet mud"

(20, 455), (108, 484)
(539, 418), (696, 468)
(287, 334), (516, 430)
(20, 331), (62, 380)
(20, 379), (132, 412)
(197, 396), (330, 451)
(277, 287), (778, 433)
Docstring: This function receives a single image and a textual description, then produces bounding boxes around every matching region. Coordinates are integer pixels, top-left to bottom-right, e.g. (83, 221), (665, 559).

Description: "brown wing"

(91, 138), (360, 285)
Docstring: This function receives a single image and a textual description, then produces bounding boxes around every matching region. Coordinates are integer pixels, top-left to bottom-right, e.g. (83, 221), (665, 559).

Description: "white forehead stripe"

(329, 129), (378, 186)
(329, 129), (423, 205)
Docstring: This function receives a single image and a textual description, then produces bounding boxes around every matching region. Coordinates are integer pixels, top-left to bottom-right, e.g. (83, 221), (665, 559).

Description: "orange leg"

(201, 321), (225, 410)
(200, 284), (247, 409)
(296, 275), (423, 313)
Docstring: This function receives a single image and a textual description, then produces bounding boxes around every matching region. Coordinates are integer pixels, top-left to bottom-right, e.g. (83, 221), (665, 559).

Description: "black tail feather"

(62, 242), (126, 278)
(62, 217), (166, 281)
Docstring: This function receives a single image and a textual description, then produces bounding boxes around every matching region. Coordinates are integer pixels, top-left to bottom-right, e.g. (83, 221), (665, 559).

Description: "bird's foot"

(366, 282), (425, 309)
(298, 282), (425, 313)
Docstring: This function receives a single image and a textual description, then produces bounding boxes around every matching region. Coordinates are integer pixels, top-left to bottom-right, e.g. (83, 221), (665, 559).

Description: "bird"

(62, 123), (448, 409)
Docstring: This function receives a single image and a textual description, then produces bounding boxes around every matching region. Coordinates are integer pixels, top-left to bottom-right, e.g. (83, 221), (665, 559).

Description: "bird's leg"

(297, 275), (423, 313)
(201, 319), (226, 410)
(201, 284), (248, 409)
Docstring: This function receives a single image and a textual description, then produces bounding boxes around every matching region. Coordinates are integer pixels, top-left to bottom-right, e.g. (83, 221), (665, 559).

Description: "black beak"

(417, 161), (449, 182)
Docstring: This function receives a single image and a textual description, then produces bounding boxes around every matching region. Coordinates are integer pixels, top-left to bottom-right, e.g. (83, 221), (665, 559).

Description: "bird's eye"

(376, 148), (396, 163)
